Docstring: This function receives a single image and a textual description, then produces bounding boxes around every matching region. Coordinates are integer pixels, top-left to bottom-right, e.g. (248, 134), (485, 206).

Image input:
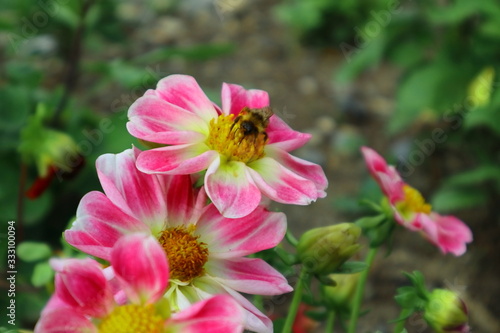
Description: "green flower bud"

(19, 104), (80, 177)
(297, 223), (361, 275)
(322, 273), (360, 311)
(424, 289), (469, 333)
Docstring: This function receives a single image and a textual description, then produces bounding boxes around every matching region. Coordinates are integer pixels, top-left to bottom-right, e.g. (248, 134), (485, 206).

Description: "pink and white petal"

(196, 205), (286, 258)
(65, 192), (149, 261)
(136, 144), (217, 174)
(111, 233), (169, 304)
(96, 149), (166, 230)
(268, 147), (328, 195)
(184, 277), (273, 333)
(127, 93), (209, 142)
(266, 116), (312, 152)
(156, 75), (218, 123)
(52, 258), (114, 318)
(221, 83), (269, 116)
(249, 157), (319, 205)
(205, 158), (262, 218)
(361, 147), (405, 202)
(217, 284), (274, 333)
(429, 213), (472, 256)
(101, 266), (128, 305)
(168, 295), (244, 333)
(159, 174), (200, 228)
(205, 258), (292, 295)
(41, 293), (71, 317)
(34, 308), (97, 333)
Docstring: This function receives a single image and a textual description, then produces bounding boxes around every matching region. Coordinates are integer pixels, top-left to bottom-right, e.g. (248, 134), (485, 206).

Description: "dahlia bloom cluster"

(361, 147), (472, 256)
(36, 75), (328, 332)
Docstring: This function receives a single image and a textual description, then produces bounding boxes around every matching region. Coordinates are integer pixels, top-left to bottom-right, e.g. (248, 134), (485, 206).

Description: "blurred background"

(1, 0), (499, 331)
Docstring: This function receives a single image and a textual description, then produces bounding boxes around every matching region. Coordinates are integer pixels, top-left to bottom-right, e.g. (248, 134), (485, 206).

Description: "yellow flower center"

(397, 185), (432, 215)
(98, 304), (164, 333)
(205, 110), (268, 163)
(157, 225), (209, 282)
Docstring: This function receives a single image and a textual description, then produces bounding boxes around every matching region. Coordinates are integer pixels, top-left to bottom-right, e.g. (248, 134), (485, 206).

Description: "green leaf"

(425, 0), (483, 25)
(389, 59), (473, 133)
(465, 106), (500, 135)
(444, 166), (500, 187)
(335, 261), (367, 274)
(479, 18), (500, 39)
(17, 242), (52, 262)
(335, 34), (386, 83)
(304, 309), (328, 321)
(431, 186), (489, 212)
(272, 318), (286, 332)
(31, 261), (54, 287)
(54, 4), (80, 29)
(108, 60), (151, 89)
(355, 214), (386, 229)
(274, 247), (299, 266)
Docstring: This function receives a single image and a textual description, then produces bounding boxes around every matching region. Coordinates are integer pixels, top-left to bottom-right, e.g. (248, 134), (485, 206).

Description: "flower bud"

(322, 273), (360, 311)
(297, 223), (361, 275)
(19, 110), (81, 177)
(424, 289), (469, 333)
(19, 104), (84, 198)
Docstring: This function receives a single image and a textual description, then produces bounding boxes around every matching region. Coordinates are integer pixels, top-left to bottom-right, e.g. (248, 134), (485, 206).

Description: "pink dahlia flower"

(126, 74), (328, 218)
(64, 148), (291, 333)
(35, 233), (244, 333)
(361, 146), (472, 256)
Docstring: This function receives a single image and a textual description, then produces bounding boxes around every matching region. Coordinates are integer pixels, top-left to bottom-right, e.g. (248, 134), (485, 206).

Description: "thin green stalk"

(282, 266), (308, 333)
(393, 308), (412, 333)
(393, 318), (406, 333)
(325, 310), (335, 332)
(347, 247), (378, 333)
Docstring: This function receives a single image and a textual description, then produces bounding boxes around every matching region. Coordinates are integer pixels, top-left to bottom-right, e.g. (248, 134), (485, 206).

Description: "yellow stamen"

(397, 185), (432, 215)
(206, 113), (267, 163)
(98, 304), (164, 333)
(157, 225), (208, 282)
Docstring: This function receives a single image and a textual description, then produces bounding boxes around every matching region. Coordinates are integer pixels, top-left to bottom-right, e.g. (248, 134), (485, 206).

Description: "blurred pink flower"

(35, 233), (244, 333)
(126, 74), (327, 218)
(361, 146), (472, 256)
(64, 148), (291, 333)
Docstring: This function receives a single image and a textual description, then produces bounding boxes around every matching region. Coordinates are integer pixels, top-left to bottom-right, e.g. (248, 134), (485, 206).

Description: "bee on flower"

(126, 74), (328, 218)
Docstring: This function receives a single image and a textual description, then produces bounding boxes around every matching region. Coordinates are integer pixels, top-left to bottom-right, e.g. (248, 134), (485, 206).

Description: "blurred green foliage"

(274, 0), (389, 47)
(277, 0), (500, 214)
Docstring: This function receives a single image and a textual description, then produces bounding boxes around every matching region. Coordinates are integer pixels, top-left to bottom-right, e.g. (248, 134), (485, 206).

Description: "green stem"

(325, 310), (335, 332)
(282, 267), (307, 333)
(393, 308), (412, 333)
(347, 247), (378, 333)
(393, 319), (406, 333)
